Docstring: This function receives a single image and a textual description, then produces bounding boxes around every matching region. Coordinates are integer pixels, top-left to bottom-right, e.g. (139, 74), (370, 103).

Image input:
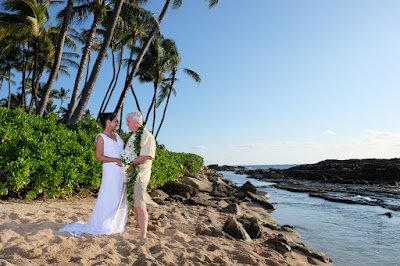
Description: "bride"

(60, 113), (128, 236)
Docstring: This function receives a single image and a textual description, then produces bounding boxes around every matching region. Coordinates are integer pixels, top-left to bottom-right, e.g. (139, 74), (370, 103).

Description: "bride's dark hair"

(98, 113), (117, 129)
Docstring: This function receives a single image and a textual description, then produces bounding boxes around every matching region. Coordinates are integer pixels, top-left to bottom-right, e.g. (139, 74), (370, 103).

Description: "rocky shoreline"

(152, 166), (333, 264)
(208, 159), (400, 212)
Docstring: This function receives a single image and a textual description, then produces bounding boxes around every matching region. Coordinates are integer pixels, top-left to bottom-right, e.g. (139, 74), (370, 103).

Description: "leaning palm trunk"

(64, 17), (100, 122)
(37, 0), (74, 115)
(114, 0), (172, 115)
(67, 0), (125, 124)
(97, 44), (122, 119)
(130, 85), (142, 113)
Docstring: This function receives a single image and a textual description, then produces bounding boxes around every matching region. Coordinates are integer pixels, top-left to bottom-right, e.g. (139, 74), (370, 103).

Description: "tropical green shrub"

(149, 149), (203, 188)
(0, 107), (103, 200)
(0, 107), (204, 200)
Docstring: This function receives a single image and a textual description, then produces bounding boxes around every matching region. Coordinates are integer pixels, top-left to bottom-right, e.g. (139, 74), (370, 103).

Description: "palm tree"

(45, 101), (57, 115)
(66, 0), (129, 124)
(37, 0), (75, 115)
(97, 2), (156, 118)
(69, 0), (217, 124)
(0, 92), (21, 108)
(138, 38), (179, 132)
(62, 0), (113, 122)
(82, 108), (93, 119)
(0, 0), (59, 114)
(5, 72), (16, 109)
(56, 87), (70, 116)
(0, 36), (24, 108)
(69, 28), (102, 84)
(113, 0), (218, 116)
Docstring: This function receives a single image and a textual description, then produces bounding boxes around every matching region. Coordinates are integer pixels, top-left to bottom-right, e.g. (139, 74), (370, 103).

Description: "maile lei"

(121, 125), (144, 207)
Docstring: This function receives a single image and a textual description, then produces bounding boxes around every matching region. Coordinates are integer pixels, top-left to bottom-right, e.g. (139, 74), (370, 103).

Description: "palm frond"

(206, 0), (219, 9)
(183, 68), (201, 83)
(172, 0), (183, 9)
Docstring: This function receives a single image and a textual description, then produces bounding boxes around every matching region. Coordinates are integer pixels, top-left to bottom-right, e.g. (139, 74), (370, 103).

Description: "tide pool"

(219, 170), (400, 266)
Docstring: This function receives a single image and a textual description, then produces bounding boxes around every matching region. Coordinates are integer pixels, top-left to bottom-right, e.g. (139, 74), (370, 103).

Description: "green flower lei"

(127, 125), (145, 208)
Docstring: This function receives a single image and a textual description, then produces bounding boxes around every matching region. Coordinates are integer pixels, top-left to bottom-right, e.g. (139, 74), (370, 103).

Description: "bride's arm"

(95, 135), (122, 166)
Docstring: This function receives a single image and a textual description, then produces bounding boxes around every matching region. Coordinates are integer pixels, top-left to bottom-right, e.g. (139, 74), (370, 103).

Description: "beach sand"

(0, 196), (331, 265)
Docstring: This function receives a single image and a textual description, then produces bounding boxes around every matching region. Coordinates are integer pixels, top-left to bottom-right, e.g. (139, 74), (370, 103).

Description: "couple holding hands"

(60, 112), (155, 240)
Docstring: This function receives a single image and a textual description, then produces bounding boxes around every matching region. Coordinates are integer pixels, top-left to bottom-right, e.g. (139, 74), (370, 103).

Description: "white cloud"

(323, 130), (336, 136)
(192, 145), (207, 150)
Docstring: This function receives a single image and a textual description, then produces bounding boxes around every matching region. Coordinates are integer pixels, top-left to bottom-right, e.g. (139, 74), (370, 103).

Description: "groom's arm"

(132, 155), (153, 165)
(131, 130), (156, 166)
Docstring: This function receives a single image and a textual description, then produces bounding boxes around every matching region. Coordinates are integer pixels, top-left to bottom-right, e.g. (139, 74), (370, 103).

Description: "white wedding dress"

(60, 133), (128, 236)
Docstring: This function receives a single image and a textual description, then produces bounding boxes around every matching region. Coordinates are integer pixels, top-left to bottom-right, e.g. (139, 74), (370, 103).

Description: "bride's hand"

(116, 159), (123, 167)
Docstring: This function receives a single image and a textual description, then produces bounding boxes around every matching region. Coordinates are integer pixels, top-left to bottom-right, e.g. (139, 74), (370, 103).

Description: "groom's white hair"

(126, 112), (143, 125)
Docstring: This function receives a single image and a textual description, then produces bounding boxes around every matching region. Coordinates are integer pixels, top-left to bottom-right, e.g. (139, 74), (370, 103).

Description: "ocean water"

(219, 167), (400, 266)
(241, 164), (299, 170)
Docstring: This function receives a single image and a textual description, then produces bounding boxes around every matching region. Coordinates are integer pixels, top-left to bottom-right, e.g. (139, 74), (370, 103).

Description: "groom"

(126, 112), (156, 239)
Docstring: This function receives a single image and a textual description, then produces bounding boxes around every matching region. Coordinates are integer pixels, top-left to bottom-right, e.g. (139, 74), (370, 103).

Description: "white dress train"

(59, 133), (128, 236)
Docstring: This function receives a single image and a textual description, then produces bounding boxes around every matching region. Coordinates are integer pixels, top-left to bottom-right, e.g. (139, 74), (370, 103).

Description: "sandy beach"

(0, 191), (331, 266)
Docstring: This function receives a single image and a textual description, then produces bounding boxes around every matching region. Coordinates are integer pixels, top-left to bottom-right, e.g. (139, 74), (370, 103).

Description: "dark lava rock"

(240, 181), (257, 193)
(238, 216), (263, 239)
(245, 192), (275, 210)
(282, 158), (400, 184)
(222, 216), (252, 241)
(161, 180), (199, 197)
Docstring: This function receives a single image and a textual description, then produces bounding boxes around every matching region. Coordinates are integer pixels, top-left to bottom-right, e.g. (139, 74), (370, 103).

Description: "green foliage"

(0, 107), (103, 201)
(149, 149), (203, 188)
(0, 107), (204, 200)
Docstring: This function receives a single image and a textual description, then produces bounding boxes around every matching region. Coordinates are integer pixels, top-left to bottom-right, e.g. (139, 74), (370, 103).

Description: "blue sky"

(2, 0), (400, 165)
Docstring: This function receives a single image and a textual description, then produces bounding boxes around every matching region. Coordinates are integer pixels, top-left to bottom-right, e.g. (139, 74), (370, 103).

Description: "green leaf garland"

(126, 125), (145, 209)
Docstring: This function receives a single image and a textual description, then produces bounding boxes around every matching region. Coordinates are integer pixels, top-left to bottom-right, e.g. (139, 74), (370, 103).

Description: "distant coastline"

(209, 158), (400, 211)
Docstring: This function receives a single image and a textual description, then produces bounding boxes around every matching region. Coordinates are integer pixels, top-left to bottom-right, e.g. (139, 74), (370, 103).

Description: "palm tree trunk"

(37, 0), (74, 115)
(130, 85), (141, 113)
(59, 99), (64, 117)
(85, 52), (91, 85)
(152, 86), (157, 133)
(28, 40), (39, 114)
(21, 56), (27, 109)
(21, 43), (29, 111)
(155, 70), (176, 138)
(64, 17), (100, 122)
(144, 78), (158, 125)
(67, 0), (125, 124)
(7, 69), (11, 109)
(0, 77), (3, 94)
(114, 0), (172, 115)
(118, 103), (123, 135)
(155, 89), (172, 139)
(96, 44), (117, 120)
(98, 46), (124, 119)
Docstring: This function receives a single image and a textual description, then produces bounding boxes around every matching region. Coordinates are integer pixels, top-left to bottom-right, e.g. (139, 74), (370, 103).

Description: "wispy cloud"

(323, 130), (336, 136)
(192, 145), (207, 150)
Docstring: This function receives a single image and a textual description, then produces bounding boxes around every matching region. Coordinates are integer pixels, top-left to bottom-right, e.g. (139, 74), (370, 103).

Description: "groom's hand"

(132, 155), (154, 165)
